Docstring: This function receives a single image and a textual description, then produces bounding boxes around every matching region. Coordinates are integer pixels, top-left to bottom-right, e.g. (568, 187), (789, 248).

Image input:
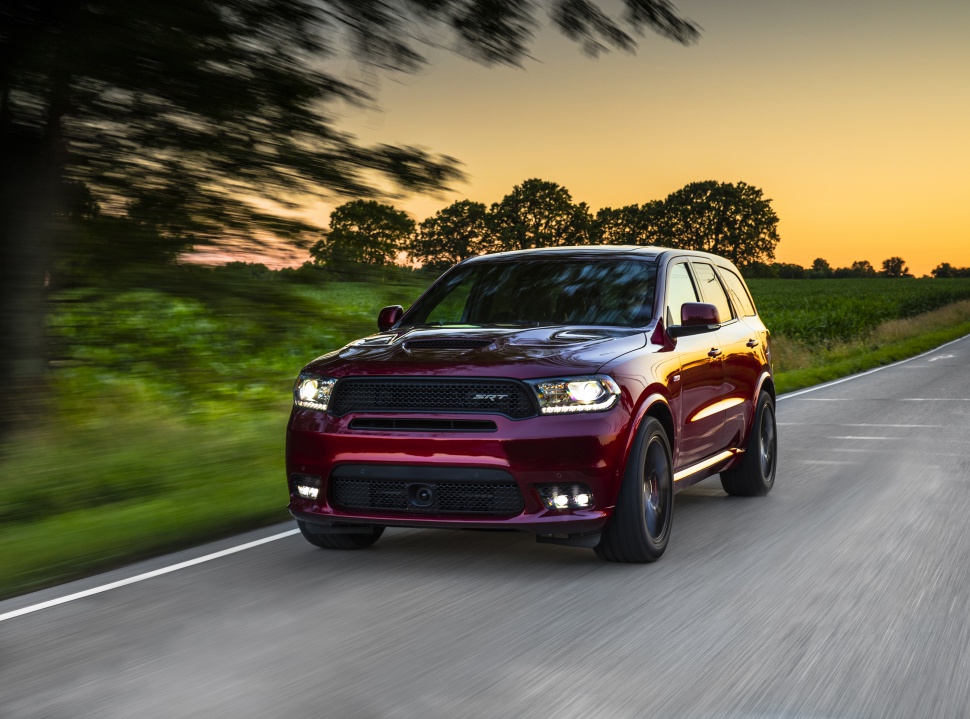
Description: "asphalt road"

(3, 336), (970, 718)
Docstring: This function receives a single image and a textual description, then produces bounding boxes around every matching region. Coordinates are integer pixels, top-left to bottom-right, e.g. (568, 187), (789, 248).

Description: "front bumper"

(285, 407), (632, 534)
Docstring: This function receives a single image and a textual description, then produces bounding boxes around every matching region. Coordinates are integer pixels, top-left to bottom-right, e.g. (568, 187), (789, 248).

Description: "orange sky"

(223, 0), (968, 275)
(330, 0), (969, 277)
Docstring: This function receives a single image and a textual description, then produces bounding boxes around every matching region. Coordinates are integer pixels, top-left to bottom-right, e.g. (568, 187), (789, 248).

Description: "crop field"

(747, 278), (970, 344)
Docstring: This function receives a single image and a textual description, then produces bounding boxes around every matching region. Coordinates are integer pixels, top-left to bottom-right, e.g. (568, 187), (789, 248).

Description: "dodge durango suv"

(286, 246), (776, 562)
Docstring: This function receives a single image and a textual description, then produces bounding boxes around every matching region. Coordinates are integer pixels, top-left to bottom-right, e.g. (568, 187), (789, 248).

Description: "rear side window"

(691, 262), (734, 323)
(719, 268), (757, 317)
(664, 262), (699, 327)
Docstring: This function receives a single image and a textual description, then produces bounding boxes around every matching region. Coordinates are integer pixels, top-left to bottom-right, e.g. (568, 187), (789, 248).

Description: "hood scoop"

(403, 338), (493, 351)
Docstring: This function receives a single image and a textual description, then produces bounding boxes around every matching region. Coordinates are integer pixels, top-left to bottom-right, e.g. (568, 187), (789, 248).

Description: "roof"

(461, 245), (729, 265)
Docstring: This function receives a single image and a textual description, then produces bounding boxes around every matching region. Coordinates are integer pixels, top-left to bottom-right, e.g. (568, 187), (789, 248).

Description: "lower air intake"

(331, 478), (525, 517)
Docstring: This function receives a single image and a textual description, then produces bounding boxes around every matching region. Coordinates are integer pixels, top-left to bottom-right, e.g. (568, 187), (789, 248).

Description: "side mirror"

(377, 305), (403, 331)
(667, 302), (721, 338)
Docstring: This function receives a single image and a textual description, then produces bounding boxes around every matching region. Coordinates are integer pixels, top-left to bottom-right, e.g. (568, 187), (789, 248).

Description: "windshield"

(405, 258), (658, 327)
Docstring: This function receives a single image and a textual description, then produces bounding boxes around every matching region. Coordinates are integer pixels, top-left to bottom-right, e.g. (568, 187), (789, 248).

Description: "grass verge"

(0, 409), (289, 600)
(773, 299), (970, 393)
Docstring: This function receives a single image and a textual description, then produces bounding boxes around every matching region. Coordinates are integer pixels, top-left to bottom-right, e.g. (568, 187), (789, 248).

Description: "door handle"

(708, 348), (722, 358)
(746, 338), (758, 348)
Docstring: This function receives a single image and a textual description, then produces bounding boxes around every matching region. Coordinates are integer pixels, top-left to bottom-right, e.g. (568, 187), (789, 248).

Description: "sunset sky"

(293, 0), (970, 276)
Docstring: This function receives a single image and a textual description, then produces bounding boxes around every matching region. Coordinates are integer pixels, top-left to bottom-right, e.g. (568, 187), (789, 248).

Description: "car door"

(690, 261), (748, 450)
(717, 265), (769, 446)
(664, 259), (726, 470)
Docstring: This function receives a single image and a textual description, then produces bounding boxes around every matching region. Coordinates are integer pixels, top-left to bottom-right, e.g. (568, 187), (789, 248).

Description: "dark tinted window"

(691, 262), (734, 323)
(407, 259), (658, 327)
(719, 268), (757, 317)
(665, 262), (699, 327)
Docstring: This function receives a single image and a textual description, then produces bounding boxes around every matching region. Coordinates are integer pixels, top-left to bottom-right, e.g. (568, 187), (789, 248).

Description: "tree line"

(747, 257), (970, 280)
(310, 178), (782, 271)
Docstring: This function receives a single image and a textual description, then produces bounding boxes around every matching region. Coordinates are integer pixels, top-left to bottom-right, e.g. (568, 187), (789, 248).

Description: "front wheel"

(720, 391), (777, 496)
(595, 417), (673, 563)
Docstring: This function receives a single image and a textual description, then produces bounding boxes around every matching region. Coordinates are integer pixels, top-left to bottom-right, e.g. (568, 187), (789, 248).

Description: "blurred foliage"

(47, 264), (432, 411)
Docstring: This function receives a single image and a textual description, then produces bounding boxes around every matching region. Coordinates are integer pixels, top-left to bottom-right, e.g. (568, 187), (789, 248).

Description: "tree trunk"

(0, 113), (63, 447)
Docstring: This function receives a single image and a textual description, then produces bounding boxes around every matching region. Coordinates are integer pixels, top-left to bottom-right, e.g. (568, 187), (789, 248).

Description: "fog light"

(290, 473), (321, 500)
(297, 485), (319, 499)
(537, 484), (594, 510)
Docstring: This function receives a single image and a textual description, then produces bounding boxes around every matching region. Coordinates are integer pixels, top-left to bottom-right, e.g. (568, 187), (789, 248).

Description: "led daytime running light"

(526, 375), (620, 414)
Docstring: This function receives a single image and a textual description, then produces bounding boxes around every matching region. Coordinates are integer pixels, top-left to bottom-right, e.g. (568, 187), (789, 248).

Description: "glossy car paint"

(286, 246), (773, 535)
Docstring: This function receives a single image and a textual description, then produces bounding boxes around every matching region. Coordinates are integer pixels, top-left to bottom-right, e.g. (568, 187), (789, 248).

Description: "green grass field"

(3, 272), (970, 598)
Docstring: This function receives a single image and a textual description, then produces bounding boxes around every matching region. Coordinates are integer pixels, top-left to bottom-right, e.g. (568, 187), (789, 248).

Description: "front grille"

(404, 339), (492, 350)
(332, 478), (525, 517)
(328, 378), (537, 418)
(349, 418), (497, 432)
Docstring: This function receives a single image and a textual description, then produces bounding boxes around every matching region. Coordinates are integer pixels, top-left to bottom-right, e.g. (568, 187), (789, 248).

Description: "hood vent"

(404, 339), (492, 350)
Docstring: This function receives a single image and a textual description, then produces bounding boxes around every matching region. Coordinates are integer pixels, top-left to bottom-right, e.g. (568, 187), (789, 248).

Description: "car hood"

(303, 325), (650, 380)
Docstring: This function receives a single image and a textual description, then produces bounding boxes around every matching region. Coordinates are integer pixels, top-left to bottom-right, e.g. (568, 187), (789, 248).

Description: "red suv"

(286, 247), (776, 562)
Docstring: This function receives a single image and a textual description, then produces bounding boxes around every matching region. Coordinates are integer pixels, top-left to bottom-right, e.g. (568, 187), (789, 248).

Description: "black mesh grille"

(329, 378), (536, 418)
(349, 418), (497, 432)
(404, 339), (492, 350)
(332, 478), (525, 517)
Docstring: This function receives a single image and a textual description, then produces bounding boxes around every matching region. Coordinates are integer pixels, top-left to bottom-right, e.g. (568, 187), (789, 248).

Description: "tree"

(930, 262), (970, 278)
(808, 258), (833, 279)
(850, 260), (876, 277)
(488, 179), (594, 251)
(408, 200), (493, 270)
(881, 257), (910, 278)
(594, 201), (664, 245)
(0, 0), (701, 435)
(774, 262), (806, 279)
(655, 181), (780, 267)
(310, 201), (414, 268)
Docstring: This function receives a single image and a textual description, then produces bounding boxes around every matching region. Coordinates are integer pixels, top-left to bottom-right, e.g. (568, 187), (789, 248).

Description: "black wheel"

(298, 521), (384, 550)
(720, 392), (777, 496)
(595, 417), (673, 563)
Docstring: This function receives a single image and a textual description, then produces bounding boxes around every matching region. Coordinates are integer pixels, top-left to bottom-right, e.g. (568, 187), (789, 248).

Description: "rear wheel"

(595, 417), (673, 563)
(298, 521), (384, 550)
(720, 392), (777, 496)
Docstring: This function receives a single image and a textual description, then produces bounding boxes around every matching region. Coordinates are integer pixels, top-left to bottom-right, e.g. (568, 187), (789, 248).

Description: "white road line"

(778, 423), (941, 428)
(0, 528), (300, 623)
(899, 398), (970, 401)
(792, 398), (852, 401)
(777, 332), (970, 401)
(828, 436), (895, 440)
(797, 460), (862, 465)
(842, 423), (943, 428)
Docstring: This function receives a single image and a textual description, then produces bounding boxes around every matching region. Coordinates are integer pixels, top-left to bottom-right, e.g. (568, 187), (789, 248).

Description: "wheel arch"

(618, 391), (675, 492)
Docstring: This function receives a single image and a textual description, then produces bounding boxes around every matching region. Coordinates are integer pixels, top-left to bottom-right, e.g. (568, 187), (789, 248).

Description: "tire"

(298, 521), (384, 550)
(595, 417), (673, 563)
(720, 391), (777, 496)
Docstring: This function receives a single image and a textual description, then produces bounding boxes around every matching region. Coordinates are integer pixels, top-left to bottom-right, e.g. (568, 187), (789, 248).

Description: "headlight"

(525, 375), (621, 414)
(293, 374), (336, 411)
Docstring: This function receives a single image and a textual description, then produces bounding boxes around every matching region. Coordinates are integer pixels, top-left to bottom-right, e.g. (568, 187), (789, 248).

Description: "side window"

(665, 262), (699, 327)
(691, 262), (734, 323)
(719, 268), (757, 317)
